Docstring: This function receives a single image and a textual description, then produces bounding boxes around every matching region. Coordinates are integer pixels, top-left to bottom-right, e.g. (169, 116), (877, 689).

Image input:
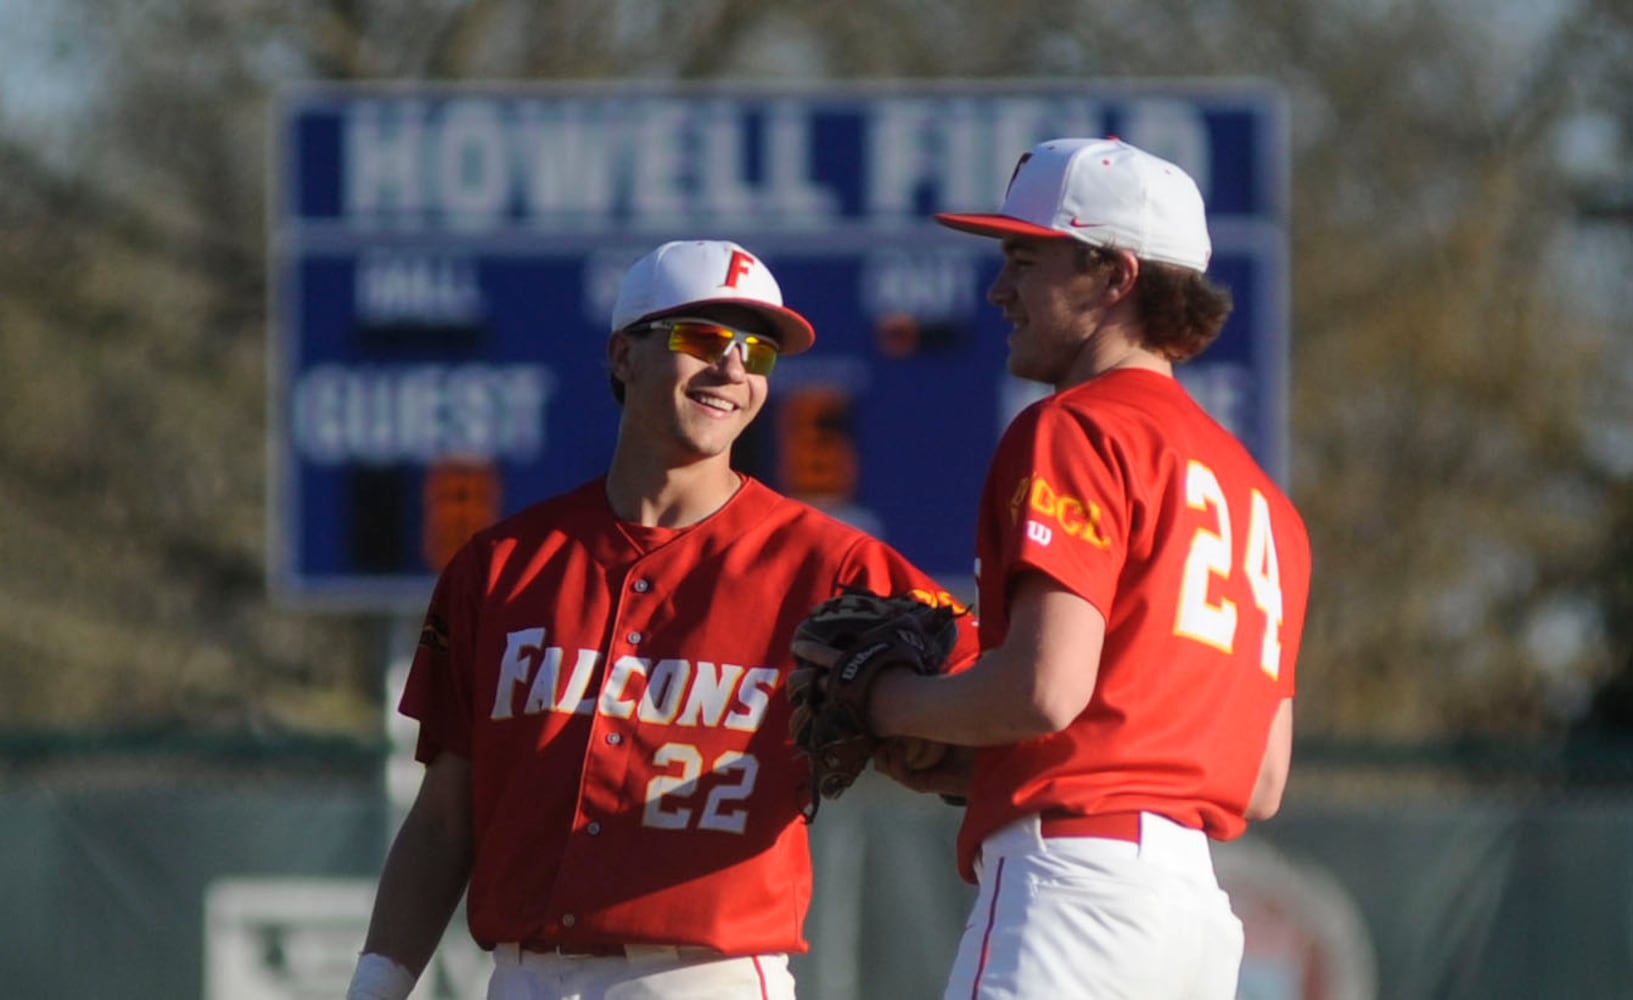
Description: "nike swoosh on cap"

(1068, 218), (1103, 228)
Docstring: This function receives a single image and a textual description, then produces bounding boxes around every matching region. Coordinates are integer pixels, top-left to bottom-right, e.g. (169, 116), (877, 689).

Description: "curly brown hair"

(1076, 246), (1233, 362)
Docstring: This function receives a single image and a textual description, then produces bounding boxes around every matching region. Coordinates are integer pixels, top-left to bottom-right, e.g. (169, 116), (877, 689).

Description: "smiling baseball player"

(861, 139), (1314, 1000)
(345, 239), (977, 1000)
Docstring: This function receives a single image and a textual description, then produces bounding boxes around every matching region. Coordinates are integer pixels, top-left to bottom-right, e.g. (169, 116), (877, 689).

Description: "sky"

(0, 4), (95, 128)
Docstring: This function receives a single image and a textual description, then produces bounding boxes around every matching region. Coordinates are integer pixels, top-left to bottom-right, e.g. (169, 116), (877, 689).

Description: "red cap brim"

(762, 305), (816, 356)
(933, 212), (1069, 240)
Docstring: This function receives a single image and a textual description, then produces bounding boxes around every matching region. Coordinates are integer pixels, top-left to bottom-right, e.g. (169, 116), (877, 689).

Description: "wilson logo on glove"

(838, 642), (892, 683)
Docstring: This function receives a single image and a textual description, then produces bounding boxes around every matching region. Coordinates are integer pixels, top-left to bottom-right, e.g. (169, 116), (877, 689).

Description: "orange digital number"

(423, 460), (500, 571)
(778, 386), (858, 499)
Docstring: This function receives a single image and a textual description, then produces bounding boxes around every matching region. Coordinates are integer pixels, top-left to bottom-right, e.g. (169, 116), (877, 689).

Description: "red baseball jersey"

(402, 475), (975, 955)
(957, 369), (1311, 882)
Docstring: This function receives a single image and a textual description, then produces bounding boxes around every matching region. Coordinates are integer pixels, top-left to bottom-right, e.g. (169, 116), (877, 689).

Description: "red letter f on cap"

(723, 250), (756, 288)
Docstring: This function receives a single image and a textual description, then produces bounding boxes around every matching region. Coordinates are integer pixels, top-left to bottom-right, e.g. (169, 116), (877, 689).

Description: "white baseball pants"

(945, 812), (1243, 1000)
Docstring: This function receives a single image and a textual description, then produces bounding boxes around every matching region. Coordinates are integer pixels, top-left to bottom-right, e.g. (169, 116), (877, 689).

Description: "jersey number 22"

(643, 744), (759, 834)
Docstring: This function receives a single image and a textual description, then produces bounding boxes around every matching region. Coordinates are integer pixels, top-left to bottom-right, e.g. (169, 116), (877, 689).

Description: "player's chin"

(1005, 350), (1049, 384)
(679, 416), (749, 455)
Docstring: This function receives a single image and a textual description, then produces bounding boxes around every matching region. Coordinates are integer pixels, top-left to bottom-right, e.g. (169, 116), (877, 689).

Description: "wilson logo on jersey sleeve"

(1008, 473), (1111, 549)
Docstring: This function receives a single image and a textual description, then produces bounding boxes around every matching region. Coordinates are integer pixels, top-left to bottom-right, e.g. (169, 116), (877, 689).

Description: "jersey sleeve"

(988, 402), (1132, 619)
(399, 539), (482, 763)
(832, 534), (981, 674)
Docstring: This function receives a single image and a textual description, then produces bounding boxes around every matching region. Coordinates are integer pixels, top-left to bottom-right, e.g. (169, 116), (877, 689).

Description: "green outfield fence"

(11, 728), (1633, 771)
(5, 733), (1633, 1000)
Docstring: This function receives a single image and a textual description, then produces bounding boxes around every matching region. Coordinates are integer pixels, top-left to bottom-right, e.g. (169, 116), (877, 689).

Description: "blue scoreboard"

(271, 81), (1287, 610)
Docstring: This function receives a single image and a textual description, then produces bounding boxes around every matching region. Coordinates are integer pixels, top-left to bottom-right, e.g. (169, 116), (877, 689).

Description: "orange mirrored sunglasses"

(643, 318), (780, 376)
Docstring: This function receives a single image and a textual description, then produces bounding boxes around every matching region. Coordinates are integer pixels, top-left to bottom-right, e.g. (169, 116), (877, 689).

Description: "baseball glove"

(787, 591), (961, 818)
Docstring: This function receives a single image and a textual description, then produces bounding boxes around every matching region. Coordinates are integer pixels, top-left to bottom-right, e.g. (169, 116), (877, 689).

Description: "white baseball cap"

(610, 240), (816, 355)
(935, 137), (1212, 272)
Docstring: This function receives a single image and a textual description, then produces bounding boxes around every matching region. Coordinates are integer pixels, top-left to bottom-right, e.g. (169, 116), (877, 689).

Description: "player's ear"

(608, 330), (635, 383)
(1103, 250), (1139, 305)
(606, 331), (639, 405)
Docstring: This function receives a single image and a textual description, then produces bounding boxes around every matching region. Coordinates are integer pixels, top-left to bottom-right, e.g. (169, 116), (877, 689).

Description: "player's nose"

(716, 343), (750, 382)
(987, 265), (1016, 305)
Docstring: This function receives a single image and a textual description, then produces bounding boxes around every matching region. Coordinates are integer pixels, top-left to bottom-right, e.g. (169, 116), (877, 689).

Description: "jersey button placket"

(579, 566), (644, 880)
(577, 575), (642, 883)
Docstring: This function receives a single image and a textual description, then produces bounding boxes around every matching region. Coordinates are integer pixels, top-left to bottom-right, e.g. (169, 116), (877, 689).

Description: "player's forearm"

(362, 796), (474, 973)
(869, 647), (1078, 746)
(1244, 698), (1294, 821)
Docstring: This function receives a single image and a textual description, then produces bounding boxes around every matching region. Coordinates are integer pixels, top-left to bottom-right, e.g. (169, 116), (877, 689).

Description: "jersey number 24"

(1174, 460), (1285, 680)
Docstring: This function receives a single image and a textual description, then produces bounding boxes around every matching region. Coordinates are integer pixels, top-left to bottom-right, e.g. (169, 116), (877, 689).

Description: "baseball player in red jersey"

(867, 138), (1313, 999)
(346, 239), (977, 1000)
